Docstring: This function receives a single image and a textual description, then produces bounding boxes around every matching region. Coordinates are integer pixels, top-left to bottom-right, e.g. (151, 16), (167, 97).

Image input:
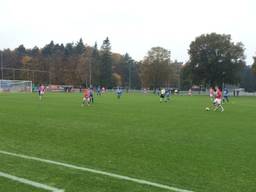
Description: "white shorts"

(83, 97), (90, 102)
(214, 98), (221, 105)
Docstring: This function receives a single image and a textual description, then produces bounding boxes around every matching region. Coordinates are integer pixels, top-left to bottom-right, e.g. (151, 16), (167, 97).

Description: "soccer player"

(38, 84), (45, 100)
(209, 87), (214, 101)
(213, 87), (224, 112)
(160, 88), (165, 103)
(223, 88), (229, 103)
(116, 87), (122, 99)
(96, 86), (101, 96)
(165, 88), (171, 101)
(89, 88), (94, 103)
(188, 88), (192, 96)
(82, 88), (90, 106)
(102, 87), (106, 94)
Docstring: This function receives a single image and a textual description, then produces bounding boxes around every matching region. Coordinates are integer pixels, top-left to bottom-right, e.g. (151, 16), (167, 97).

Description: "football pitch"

(0, 92), (255, 192)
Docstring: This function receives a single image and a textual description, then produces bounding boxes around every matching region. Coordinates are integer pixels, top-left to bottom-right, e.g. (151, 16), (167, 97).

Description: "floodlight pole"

(89, 62), (92, 87)
(128, 61), (131, 90)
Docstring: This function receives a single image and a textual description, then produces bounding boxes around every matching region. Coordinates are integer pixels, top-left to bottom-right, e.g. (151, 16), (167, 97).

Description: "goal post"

(0, 80), (32, 93)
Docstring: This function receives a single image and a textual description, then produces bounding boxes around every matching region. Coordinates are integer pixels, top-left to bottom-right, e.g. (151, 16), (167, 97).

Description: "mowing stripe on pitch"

(0, 150), (193, 192)
(0, 171), (64, 192)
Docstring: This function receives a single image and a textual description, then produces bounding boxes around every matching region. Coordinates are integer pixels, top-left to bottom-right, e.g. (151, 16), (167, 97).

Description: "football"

(205, 107), (210, 111)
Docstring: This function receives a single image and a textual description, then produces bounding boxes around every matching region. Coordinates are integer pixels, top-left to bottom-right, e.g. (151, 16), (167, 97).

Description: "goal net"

(0, 80), (32, 92)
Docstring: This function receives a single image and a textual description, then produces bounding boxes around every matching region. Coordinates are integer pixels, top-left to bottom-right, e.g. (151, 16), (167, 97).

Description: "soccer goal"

(0, 80), (32, 92)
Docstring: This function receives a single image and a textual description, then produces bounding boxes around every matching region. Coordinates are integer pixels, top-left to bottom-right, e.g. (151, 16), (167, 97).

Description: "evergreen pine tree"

(100, 37), (112, 88)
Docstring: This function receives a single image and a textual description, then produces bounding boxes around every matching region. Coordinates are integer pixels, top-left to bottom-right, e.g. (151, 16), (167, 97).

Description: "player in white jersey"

(160, 88), (166, 103)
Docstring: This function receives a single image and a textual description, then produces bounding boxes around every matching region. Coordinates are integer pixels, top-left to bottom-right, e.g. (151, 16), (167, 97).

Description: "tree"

(75, 38), (86, 55)
(168, 60), (182, 88)
(140, 47), (171, 89)
(100, 37), (112, 88)
(188, 33), (245, 87)
(240, 65), (256, 92)
(15, 45), (26, 57)
(73, 39), (86, 85)
(91, 42), (101, 86)
(111, 53), (123, 86)
(29, 46), (45, 84)
(122, 53), (135, 89)
(111, 53), (135, 88)
(41, 41), (55, 83)
(180, 62), (193, 90)
(252, 56), (256, 75)
(1, 49), (19, 80)
(14, 45), (27, 80)
(130, 61), (141, 89)
(112, 73), (122, 87)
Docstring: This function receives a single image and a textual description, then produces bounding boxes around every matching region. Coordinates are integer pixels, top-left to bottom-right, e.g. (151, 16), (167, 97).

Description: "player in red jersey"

(213, 87), (224, 112)
(81, 88), (90, 106)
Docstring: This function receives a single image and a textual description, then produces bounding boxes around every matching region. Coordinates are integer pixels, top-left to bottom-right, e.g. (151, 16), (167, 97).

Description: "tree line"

(0, 33), (256, 91)
(0, 38), (141, 89)
(0, 37), (181, 89)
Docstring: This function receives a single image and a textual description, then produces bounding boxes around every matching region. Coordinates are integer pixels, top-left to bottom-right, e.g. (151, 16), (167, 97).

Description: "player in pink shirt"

(38, 84), (45, 100)
(209, 87), (214, 101)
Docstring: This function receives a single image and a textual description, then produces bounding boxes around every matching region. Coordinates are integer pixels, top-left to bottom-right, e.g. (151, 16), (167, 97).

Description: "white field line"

(0, 171), (64, 192)
(0, 150), (193, 192)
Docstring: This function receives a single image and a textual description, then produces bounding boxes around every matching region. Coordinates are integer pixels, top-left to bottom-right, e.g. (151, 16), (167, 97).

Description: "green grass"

(0, 92), (256, 192)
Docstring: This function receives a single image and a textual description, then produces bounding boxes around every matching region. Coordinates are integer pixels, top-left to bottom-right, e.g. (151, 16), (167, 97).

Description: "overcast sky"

(1, 0), (255, 64)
